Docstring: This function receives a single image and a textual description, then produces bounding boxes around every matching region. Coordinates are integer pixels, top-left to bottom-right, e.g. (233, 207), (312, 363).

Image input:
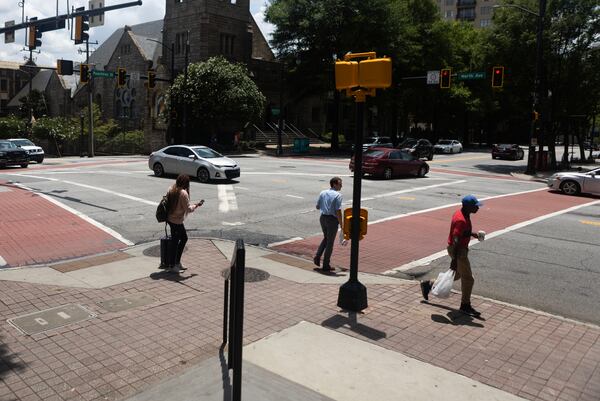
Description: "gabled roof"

(8, 70), (53, 107)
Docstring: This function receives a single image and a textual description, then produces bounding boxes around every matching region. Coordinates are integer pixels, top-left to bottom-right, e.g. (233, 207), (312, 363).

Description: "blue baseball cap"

(462, 194), (483, 207)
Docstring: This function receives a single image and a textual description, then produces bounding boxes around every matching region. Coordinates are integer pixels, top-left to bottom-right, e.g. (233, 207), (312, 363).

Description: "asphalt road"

(2, 151), (599, 324)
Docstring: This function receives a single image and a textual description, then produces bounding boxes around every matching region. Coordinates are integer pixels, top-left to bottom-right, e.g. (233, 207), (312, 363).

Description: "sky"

(0, 0), (275, 67)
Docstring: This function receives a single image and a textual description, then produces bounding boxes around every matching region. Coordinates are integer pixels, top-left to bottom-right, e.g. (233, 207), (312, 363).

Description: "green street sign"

(92, 70), (115, 78)
(457, 72), (486, 80)
(271, 107), (280, 116)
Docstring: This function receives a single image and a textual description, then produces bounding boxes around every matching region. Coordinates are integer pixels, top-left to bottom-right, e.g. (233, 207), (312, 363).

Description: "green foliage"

(167, 56), (266, 140)
(18, 89), (48, 118)
(31, 117), (78, 142)
(0, 115), (27, 138)
(96, 130), (145, 154)
(321, 131), (346, 143)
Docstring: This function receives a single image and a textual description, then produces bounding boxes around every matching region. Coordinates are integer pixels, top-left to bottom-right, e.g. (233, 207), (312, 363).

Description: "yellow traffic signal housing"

(79, 63), (89, 83)
(343, 208), (368, 241)
(117, 67), (127, 88)
(440, 68), (451, 88)
(335, 61), (358, 90)
(57, 59), (73, 76)
(74, 15), (89, 44)
(358, 57), (392, 89)
(532, 111), (540, 121)
(147, 71), (156, 89)
(28, 25), (42, 50)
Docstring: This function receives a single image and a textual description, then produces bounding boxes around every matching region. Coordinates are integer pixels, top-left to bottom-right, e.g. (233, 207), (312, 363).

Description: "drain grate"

(97, 292), (155, 313)
(8, 304), (96, 335)
(221, 267), (270, 282)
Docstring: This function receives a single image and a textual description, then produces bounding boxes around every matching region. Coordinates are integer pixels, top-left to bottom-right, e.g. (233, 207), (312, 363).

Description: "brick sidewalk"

(0, 239), (598, 401)
(0, 181), (128, 267)
(273, 189), (599, 274)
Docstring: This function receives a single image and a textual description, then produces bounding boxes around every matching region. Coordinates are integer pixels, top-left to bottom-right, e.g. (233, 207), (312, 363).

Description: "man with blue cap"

(420, 194), (484, 317)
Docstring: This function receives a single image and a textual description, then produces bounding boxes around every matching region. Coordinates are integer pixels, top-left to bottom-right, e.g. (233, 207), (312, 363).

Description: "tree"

(18, 89), (48, 120)
(167, 56), (266, 145)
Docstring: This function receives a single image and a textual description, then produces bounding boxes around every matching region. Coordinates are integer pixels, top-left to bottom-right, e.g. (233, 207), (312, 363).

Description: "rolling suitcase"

(159, 225), (176, 269)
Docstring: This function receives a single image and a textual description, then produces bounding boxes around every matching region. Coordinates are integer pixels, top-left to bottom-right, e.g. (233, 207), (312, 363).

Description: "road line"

(11, 174), (158, 206)
(244, 172), (353, 177)
(370, 180), (466, 199)
(385, 198), (600, 274)
(0, 255), (6, 267)
(235, 186), (250, 190)
(267, 237), (304, 247)
(217, 184), (238, 213)
(428, 155), (489, 164)
(580, 220), (600, 227)
(222, 221), (244, 226)
(12, 182), (134, 246)
(286, 194), (304, 199)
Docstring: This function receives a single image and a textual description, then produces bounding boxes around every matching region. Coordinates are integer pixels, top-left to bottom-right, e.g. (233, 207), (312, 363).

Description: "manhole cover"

(8, 304), (96, 335)
(144, 245), (186, 258)
(98, 293), (155, 313)
(221, 267), (270, 282)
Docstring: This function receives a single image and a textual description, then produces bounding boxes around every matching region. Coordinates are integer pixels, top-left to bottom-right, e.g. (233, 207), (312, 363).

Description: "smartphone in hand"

(197, 199), (205, 206)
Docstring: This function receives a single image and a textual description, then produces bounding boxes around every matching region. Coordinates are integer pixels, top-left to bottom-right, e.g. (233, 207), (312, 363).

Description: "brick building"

(0, 61), (32, 117)
(436, 0), (498, 28)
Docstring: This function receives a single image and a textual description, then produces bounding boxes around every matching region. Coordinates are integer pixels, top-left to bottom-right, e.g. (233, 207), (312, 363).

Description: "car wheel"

(383, 167), (393, 180)
(417, 166), (428, 178)
(37, 157), (44, 163)
(21, 163), (28, 168)
(197, 167), (210, 183)
(560, 180), (580, 196)
(153, 162), (164, 177)
(520, 151), (525, 160)
(427, 153), (433, 161)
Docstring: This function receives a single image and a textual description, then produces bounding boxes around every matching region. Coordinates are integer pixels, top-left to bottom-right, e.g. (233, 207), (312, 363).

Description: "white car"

(547, 167), (600, 196)
(434, 139), (463, 154)
(149, 145), (240, 183)
(7, 138), (44, 163)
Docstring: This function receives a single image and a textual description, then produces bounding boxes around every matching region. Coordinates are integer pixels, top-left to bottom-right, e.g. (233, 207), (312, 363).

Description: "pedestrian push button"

(343, 208), (368, 241)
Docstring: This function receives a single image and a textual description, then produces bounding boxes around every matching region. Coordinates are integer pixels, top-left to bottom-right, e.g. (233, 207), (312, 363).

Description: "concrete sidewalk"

(0, 239), (598, 401)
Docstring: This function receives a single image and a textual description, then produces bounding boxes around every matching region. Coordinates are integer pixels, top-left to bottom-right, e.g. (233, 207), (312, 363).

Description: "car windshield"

(11, 139), (34, 147)
(192, 147), (223, 159)
(363, 150), (385, 158)
(437, 140), (452, 145)
(398, 138), (416, 147)
(364, 137), (377, 143)
(498, 144), (513, 149)
(0, 141), (17, 150)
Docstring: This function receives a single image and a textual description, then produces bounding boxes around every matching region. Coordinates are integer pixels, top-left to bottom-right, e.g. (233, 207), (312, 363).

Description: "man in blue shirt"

(314, 177), (344, 272)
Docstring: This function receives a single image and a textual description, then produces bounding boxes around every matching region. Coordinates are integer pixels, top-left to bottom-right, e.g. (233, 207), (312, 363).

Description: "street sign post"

(4, 21), (15, 43)
(457, 72), (486, 81)
(92, 70), (115, 78)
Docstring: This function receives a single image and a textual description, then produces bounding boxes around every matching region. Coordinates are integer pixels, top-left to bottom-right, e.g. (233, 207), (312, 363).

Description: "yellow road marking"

(580, 220), (600, 227)
(428, 155), (490, 164)
(272, 178), (287, 184)
(397, 196), (416, 200)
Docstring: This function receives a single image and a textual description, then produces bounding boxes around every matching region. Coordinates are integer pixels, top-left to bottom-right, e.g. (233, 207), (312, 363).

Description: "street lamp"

(494, 0), (546, 174)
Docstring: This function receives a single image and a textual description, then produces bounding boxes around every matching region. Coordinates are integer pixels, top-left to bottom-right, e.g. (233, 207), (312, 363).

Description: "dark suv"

(397, 138), (434, 160)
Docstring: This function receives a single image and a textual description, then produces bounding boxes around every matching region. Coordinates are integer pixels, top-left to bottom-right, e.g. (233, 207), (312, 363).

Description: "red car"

(491, 144), (525, 160)
(349, 148), (429, 179)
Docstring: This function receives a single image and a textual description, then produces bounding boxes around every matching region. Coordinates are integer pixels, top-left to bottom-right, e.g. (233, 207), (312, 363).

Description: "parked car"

(0, 140), (29, 168)
(361, 136), (393, 152)
(148, 145), (240, 183)
(547, 167), (600, 196)
(7, 138), (44, 163)
(434, 139), (463, 154)
(397, 138), (434, 160)
(349, 147), (429, 179)
(491, 144), (524, 160)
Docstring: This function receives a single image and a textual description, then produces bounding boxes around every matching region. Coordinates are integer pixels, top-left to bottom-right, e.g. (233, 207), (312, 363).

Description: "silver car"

(547, 167), (600, 196)
(149, 145), (240, 183)
(434, 139), (463, 154)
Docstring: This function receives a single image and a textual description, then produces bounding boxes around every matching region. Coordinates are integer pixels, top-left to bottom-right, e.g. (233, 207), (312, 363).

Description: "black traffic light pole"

(86, 38), (94, 157)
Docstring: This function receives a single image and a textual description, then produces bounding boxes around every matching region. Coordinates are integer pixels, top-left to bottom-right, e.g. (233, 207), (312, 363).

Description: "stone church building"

(71, 0), (279, 152)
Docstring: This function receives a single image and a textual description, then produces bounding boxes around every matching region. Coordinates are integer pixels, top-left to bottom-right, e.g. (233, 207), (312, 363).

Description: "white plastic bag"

(431, 269), (455, 298)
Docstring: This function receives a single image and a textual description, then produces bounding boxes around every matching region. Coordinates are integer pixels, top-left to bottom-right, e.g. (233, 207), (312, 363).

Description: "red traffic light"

(492, 66), (504, 88)
(440, 68), (451, 89)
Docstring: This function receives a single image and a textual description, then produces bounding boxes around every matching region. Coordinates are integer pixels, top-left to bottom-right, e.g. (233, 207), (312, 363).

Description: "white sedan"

(547, 167), (600, 196)
(434, 139), (463, 154)
(149, 145), (240, 183)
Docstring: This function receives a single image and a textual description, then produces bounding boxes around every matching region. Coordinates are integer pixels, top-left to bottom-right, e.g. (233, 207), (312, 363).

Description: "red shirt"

(448, 209), (472, 248)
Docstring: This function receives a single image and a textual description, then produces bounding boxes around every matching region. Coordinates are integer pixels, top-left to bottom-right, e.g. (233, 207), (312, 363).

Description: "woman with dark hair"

(167, 174), (204, 273)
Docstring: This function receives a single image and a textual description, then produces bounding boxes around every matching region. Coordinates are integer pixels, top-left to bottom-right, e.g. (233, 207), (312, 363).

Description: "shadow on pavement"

(218, 345), (232, 401)
(0, 335), (25, 380)
(150, 271), (198, 282)
(423, 301), (485, 328)
(472, 164), (526, 175)
(322, 312), (386, 341)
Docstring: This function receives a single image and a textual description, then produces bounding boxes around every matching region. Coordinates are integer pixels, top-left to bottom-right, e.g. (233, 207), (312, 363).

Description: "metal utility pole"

(86, 39), (94, 157)
(277, 61), (284, 156)
(28, 48), (33, 137)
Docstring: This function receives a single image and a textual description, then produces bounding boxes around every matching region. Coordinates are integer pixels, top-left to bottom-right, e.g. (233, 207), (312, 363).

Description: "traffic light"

(57, 59), (74, 76)
(440, 68), (451, 89)
(117, 67), (127, 88)
(492, 66), (504, 88)
(74, 8), (89, 45)
(28, 23), (42, 50)
(80, 64), (89, 84)
(532, 111), (540, 121)
(147, 71), (156, 89)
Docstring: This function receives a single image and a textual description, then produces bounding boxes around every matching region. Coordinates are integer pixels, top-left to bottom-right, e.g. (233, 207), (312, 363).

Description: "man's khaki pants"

(447, 244), (474, 304)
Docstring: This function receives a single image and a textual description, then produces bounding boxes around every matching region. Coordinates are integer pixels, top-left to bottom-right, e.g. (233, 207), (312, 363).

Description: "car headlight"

(0, 151), (6, 156)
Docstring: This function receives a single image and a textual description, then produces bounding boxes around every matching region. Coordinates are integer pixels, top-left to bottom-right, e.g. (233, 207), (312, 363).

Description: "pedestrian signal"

(57, 60), (74, 76)
(28, 23), (42, 50)
(532, 111), (540, 121)
(343, 208), (368, 241)
(492, 66), (504, 88)
(79, 64), (90, 83)
(147, 71), (156, 89)
(117, 67), (127, 88)
(440, 68), (451, 89)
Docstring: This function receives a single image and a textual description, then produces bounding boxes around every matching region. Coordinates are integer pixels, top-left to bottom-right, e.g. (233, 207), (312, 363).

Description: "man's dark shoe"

(459, 303), (481, 317)
(313, 256), (320, 267)
(420, 281), (432, 301)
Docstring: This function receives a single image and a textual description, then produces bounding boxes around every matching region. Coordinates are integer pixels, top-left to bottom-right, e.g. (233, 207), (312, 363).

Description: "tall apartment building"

(437, 0), (498, 28)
